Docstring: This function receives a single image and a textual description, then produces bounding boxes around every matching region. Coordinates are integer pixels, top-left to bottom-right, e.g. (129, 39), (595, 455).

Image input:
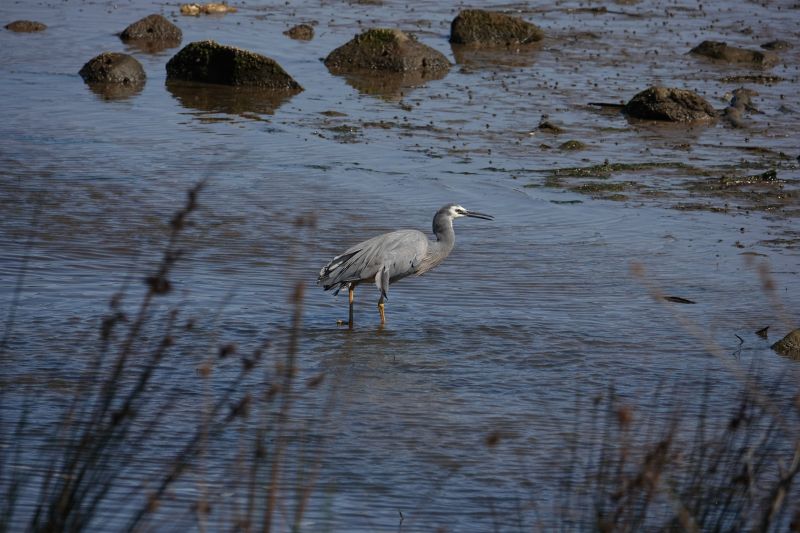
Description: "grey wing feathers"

(317, 249), (361, 294)
(317, 230), (428, 296)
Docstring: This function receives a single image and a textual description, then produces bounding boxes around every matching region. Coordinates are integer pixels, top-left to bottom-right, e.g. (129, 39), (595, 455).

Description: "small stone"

(624, 86), (716, 122)
(450, 9), (543, 46)
(5, 20), (47, 32)
(79, 52), (146, 84)
(761, 40), (791, 51)
(559, 140), (586, 150)
(772, 329), (800, 359)
(537, 117), (564, 134)
(690, 40), (778, 67)
(284, 24), (314, 41)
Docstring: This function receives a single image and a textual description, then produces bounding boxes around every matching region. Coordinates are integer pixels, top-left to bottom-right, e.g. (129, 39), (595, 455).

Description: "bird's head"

(443, 204), (494, 221)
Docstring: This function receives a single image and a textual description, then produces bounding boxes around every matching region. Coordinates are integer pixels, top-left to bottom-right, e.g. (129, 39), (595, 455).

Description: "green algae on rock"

(450, 9), (543, 46)
(324, 28), (450, 73)
(772, 329), (800, 359)
(559, 140), (586, 151)
(166, 40), (302, 90)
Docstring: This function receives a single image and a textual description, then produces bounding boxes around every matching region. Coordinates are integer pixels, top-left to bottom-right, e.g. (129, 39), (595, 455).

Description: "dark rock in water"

(624, 86), (716, 122)
(120, 14), (182, 44)
(5, 20), (47, 32)
(324, 28), (450, 73)
(450, 9), (543, 46)
(166, 40), (302, 90)
(689, 40), (778, 67)
(761, 39), (791, 51)
(323, 29), (449, 99)
(771, 328), (800, 359)
(79, 52), (146, 84)
(284, 24), (314, 41)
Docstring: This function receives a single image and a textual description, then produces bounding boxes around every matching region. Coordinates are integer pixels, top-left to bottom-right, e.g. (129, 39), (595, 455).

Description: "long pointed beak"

(465, 210), (493, 220)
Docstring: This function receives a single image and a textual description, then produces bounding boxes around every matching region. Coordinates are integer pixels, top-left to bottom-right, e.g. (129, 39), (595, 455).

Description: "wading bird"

(318, 204), (493, 328)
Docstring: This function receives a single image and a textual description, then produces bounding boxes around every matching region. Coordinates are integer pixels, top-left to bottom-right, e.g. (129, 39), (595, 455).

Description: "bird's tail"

(318, 249), (361, 292)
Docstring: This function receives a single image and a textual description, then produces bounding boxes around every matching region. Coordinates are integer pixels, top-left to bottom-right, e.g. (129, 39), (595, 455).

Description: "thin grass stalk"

(263, 282), (304, 533)
(0, 392), (31, 533)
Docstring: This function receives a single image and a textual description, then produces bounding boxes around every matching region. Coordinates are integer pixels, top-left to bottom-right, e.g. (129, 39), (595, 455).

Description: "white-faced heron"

(317, 203), (493, 327)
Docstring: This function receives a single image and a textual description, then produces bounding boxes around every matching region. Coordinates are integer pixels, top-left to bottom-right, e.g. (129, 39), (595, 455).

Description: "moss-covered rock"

(624, 86), (716, 122)
(450, 9), (543, 46)
(284, 24), (314, 41)
(120, 14), (182, 43)
(166, 40), (302, 90)
(5, 20), (47, 32)
(324, 28), (450, 73)
(559, 140), (586, 151)
(690, 41), (778, 68)
(772, 329), (800, 359)
(79, 52), (146, 84)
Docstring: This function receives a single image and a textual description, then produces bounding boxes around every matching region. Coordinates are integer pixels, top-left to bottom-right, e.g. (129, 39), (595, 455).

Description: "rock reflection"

(123, 37), (182, 54)
(331, 69), (448, 101)
(85, 81), (146, 101)
(166, 81), (300, 116)
(450, 42), (541, 69)
(622, 115), (716, 136)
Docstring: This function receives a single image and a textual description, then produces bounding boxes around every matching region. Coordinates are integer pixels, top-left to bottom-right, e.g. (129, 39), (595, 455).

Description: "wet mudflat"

(1, 0), (799, 531)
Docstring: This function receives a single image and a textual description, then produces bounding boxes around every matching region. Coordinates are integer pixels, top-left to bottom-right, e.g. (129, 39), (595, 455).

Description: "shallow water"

(1, 0), (799, 531)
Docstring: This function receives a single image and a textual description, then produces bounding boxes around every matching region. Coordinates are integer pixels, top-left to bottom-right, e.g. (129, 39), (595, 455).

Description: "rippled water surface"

(1, 0), (799, 531)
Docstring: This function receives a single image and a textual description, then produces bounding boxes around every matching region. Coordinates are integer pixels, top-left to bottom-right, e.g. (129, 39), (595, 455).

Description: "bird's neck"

(432, 218), (455, 248)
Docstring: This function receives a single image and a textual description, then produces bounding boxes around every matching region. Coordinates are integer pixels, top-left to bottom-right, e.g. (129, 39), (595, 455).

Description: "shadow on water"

(166, 80), (301, 116)
(122, 38), (182, 55)
(84, 80), (146, 101)
(328, 68), (449, 101)
(450, 42), (542, 69)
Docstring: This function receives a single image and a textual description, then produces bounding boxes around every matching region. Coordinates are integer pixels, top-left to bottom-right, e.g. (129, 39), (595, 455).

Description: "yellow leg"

(378, 297), (386, 325)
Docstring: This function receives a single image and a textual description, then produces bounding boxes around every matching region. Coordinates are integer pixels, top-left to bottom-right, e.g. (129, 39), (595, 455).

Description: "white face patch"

(451, 205), (467, 218)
